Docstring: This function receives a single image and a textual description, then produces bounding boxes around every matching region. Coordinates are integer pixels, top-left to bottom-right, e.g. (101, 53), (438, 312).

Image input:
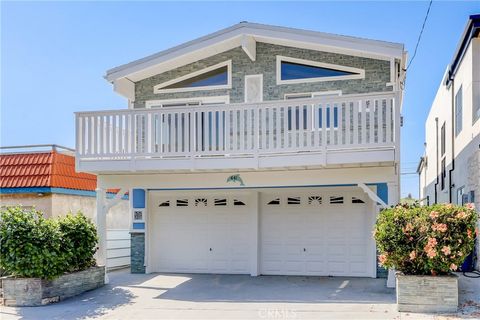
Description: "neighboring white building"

(75, 22), (406, 279)
(417, 14), (480, 269)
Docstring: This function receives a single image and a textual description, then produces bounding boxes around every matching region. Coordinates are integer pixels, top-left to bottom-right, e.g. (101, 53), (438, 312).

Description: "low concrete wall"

(1, 266), (105, 306)
(396, 273), (458, 313)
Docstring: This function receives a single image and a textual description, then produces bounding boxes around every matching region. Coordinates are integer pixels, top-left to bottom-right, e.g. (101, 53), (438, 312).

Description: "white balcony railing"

(76, 92), (398, 171)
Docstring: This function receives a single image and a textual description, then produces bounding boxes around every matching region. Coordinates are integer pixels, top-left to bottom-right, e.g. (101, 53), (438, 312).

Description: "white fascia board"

(105, 22), (405, 83)
(245, 24), (404, 60)
(105, 29), (245, 82)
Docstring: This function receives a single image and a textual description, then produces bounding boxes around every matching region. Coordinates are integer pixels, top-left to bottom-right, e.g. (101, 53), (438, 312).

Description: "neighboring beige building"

(0, 145), (131, 268)
(418, 14), (480, 270)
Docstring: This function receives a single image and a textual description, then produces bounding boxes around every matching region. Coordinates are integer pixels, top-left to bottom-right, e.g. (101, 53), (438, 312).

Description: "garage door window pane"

(159, 200), (170, 207)
(267, 198), (280, 205)
(195, 198), (208, 206)
(214, 198), (227, 206)
(176, 199), (189, 206)
(233, 199), (246, 206)
(329, 196), (344, 204)
(308, 196), (322, 205)
(352, 197), (365, 204)
(287, 197), (301, 205)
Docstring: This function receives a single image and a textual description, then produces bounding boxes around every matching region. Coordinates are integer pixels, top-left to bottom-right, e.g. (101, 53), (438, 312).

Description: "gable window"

(154, 61), (232, 94)
(276, 56), (364, 85)
(455, 86), (463, 136)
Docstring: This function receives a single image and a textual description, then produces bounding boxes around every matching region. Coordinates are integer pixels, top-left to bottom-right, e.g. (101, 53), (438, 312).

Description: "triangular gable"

(105, 22), (405, 85)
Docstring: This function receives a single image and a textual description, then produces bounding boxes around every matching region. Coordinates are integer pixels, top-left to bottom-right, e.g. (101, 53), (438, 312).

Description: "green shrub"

(59, 213), (98, 272)
(0, 207), (98, 279)
(374, 203), (478, 275)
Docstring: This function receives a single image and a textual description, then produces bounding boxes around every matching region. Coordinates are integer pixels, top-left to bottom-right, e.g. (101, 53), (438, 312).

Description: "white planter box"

(396, 272), (458, 313)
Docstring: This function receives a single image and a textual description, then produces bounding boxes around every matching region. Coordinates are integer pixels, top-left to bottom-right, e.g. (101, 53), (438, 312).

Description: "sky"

(1, 1), (479, 198)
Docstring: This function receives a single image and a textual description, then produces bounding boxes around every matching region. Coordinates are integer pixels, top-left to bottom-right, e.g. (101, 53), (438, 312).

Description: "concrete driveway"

(1, 269), (479, 320)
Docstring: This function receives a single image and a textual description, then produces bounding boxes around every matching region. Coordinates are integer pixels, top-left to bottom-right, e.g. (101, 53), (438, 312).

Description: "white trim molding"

(284, 90), (342, 100)
(145, 95), (230, 108)
(358, 183), (387, 208)
(276, 55), (365, 85)
(153, 60), (232, 94)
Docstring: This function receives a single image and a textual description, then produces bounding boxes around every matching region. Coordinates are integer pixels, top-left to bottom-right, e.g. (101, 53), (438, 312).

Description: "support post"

(250, 191), (259, 276)
(386, 181), (399, 288)
(95, 187), (109, 284)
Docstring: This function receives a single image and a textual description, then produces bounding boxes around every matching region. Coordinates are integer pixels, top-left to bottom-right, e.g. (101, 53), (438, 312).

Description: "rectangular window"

(455, 86), (463, 136)
(440, 122), (446, 156)
(441, 158), (446, 190)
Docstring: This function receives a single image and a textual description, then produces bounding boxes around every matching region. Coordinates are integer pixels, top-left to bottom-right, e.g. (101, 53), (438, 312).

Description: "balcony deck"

(75, 92), (399, 173)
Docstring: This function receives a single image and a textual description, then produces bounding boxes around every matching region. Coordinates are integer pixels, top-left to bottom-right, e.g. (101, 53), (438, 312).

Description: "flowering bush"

(374, 203), (478, 275)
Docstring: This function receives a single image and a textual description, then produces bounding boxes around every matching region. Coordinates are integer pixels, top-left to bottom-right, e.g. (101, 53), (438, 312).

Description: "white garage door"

(150, 192), (252, 274)
(260, 189), (375, 277)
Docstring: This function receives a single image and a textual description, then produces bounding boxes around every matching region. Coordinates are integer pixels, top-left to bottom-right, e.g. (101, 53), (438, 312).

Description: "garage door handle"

(209, 248), (212, 251)
(303, 248), (306, 252)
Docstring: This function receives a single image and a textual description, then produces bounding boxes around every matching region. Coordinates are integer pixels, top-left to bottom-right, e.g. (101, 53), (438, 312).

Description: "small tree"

(374, 203), (478, 275)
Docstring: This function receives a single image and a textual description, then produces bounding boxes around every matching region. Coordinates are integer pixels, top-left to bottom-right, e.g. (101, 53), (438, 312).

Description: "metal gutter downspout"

(448, 78), (455, 203)
(434, 117), (439, 204)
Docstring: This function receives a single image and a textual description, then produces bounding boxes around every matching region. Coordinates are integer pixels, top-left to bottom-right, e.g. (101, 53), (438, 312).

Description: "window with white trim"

(276, 56), (364, 85)
(154, 61), (232, 94)
(146, 96), (229, 108)
(455, 86), (463, 136)
(284, 91), (341, 130)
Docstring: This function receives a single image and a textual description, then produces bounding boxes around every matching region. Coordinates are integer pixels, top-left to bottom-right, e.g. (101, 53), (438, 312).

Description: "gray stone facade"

(1, 266), (105, 306)
(396, 273), (458, 313)
(134, 43), (392, 108)
(131, 232), (146, 273)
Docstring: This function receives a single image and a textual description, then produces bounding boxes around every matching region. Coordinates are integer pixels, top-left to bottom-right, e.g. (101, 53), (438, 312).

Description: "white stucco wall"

(420, 37), (480, 270)
(0, 193), (130, 230)
(421, 37), (480, 206)
(1, 193), (53, 214)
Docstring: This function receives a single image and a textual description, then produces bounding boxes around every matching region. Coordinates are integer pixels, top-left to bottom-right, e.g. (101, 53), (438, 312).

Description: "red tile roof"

(0, 151), (97, 191)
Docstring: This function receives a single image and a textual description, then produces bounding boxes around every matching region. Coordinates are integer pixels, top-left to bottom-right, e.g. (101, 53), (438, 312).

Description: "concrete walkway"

(1, 269), (479, 320)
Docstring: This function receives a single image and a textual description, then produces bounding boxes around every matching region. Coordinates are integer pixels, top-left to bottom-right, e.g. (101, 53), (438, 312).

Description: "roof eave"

(105, 22), (405, 83)
(446, 14), (480, 85)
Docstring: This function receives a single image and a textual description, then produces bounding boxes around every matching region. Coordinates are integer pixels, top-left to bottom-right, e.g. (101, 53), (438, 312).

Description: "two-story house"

(76, 22), (406, 279)
(418, 14), (479, 269)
